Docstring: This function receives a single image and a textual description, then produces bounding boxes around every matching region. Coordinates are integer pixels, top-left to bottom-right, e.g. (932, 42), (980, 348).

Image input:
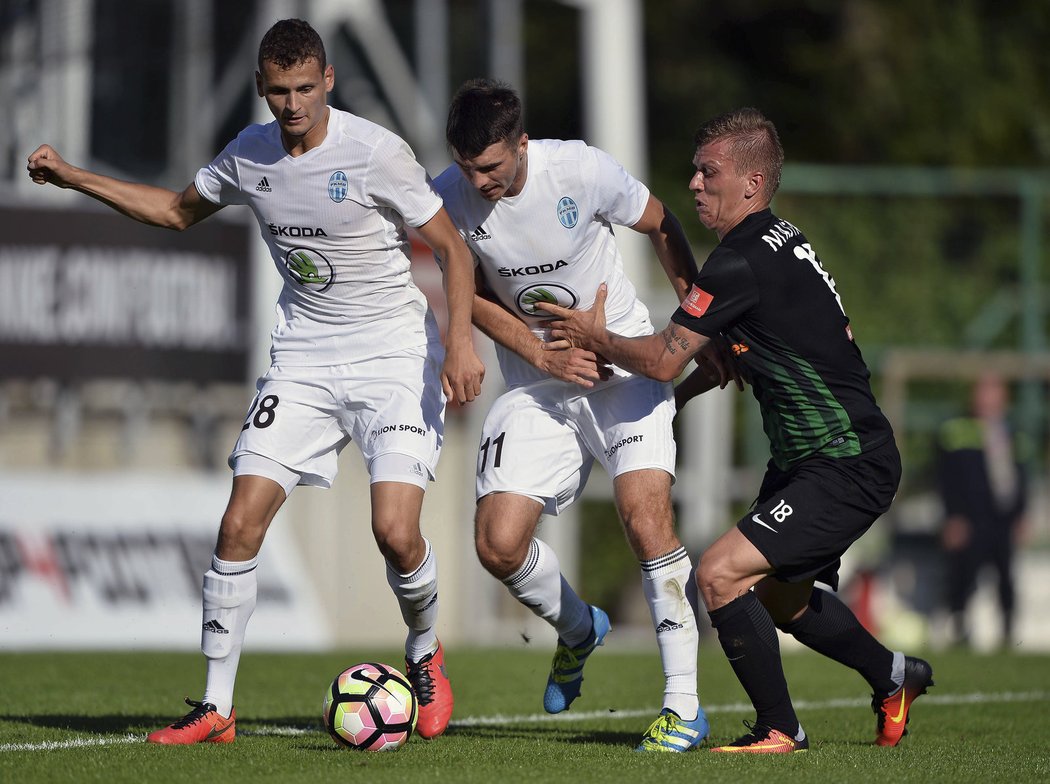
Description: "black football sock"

(709, 591), (800, 736)
(778, 588), (896, 695)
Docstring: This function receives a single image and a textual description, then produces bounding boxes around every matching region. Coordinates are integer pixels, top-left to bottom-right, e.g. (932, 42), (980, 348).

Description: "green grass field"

(3, 646), (1049, 783)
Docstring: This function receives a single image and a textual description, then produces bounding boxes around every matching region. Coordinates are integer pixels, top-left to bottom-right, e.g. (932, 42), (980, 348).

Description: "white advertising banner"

(0, 472), (331, 650)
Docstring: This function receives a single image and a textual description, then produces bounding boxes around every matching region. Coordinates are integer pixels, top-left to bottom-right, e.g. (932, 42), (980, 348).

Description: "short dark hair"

(446, 78), (524, 159)
(258, 18), (326, 72)
(694, 108), (784, 201)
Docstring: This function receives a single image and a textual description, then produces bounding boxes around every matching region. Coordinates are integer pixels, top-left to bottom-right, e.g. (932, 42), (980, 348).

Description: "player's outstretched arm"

(631, 195), (698, 303)
(537, 284), (705, 383)
(417, 208), (485, 404)
(470, 277), (610, 388)
(26, 144), (221, 230)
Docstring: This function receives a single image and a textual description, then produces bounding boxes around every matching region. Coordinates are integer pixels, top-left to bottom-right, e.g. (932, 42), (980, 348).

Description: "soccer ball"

(322, 662), (418, 751)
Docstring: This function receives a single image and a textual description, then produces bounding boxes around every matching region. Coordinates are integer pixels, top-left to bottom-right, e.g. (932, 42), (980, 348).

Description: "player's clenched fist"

(440, 343), (486, 405)
(26, 144), (75, 188)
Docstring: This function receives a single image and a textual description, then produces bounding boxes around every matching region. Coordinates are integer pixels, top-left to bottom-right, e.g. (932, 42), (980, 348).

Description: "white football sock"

(386, 538), (439, 662)
(641, 547), (699, 720)
(503, 538), (591, 646)
(201, 554), (258, 719)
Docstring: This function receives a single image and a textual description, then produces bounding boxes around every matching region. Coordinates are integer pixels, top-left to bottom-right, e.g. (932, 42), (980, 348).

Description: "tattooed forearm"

(662, 325), (692, 355)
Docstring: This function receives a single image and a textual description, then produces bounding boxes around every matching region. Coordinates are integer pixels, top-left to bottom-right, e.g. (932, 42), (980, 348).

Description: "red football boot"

(872, 656), (934, 747)
(710, 721), (808, 754)
(147, 699), (236, 745)
(406, 641), (453, 738)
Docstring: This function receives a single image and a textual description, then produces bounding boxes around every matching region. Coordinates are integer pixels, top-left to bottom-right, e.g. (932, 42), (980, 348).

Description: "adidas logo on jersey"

(255, 177), (272, 193)
(469, 224), (491, 241)
(202, 619), (230, 634)
(655, 618), (684, 633)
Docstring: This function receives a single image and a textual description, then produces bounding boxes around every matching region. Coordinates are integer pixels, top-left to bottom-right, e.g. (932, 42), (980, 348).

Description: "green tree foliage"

(775, 193), (1028, 349)
(640, 1), (1049, 255)
(644, 0), (1050, 171)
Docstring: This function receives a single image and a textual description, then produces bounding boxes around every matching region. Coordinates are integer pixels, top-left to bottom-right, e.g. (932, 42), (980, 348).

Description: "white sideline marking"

(0, 734), (141, 752)
(448, 689), (1050, 726)
(2, 690), (1047, 753)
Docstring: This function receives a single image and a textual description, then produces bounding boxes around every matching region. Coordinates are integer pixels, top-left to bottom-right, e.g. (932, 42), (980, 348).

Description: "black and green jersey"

(671, 209), (892, 470)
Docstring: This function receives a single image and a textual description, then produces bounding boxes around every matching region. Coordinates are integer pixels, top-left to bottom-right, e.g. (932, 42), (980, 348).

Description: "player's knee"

(216, 509), (266, 557)
(473, 526), (522, 579)
(372, 518), (421, 567)
(695, 546), (721, 584)
(695, 550), (737, 609)
(473, 535), (507, 577)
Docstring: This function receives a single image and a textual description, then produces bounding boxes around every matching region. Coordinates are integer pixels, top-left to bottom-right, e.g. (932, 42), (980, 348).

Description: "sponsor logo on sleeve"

(682, 284), (714, 317)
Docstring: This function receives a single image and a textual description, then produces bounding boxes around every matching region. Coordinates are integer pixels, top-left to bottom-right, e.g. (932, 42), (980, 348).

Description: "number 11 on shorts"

(479, 432), (505, 471)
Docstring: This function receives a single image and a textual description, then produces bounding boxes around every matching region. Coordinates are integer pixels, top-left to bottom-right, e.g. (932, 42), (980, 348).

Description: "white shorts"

(230, 344), (446, 490)
(475, 374), (676, 515)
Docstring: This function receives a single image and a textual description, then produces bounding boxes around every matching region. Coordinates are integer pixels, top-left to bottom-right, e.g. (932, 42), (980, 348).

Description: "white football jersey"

(434, 139), (654, 388)
(196, 107), (443, 367)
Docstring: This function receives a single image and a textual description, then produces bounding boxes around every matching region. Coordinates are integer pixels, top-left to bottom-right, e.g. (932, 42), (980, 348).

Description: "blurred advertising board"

(0, 472), (331, 650)
(0, 206), (250, 382)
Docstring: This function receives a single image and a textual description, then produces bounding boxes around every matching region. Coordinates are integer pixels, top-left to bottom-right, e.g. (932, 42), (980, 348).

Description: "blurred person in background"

(539, 107), (934, 753)
(27, 18), (484, 743)
(435, 78), (712, 752)
(935, 372), (1029, 649)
